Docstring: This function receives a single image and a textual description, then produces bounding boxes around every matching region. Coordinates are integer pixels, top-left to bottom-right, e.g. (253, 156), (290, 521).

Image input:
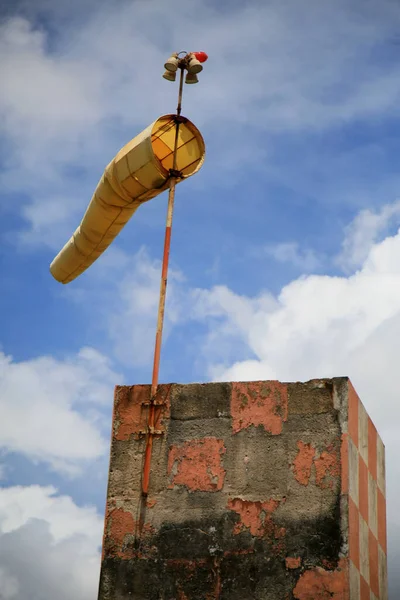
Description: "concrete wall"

(98, 378), (387, 600)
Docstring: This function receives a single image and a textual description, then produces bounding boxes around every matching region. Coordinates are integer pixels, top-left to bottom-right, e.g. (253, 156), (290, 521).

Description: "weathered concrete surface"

(98, 378), (387, 600)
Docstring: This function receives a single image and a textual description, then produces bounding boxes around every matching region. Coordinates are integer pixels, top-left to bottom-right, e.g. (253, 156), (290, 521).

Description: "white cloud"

(0, 347), (120, 475)
(336, 199), (400, 272)
(108, 248), (164, 367)
(0, 485), (102, 600)
(67, 246), (188, 369)
(0, 18), (102, 132)
(197, 230), (400, 402)
(3, 0), (400, 245)
(0, 566), (18, 599)
(264, 242), (321, 271)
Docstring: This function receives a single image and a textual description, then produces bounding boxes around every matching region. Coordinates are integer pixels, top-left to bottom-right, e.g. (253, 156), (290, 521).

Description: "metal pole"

(141, 66), (185, 497)
(176, 62), (184, 117)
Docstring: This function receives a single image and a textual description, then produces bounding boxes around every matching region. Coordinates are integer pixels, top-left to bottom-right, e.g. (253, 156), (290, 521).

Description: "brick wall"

(98, 378), (387, 600)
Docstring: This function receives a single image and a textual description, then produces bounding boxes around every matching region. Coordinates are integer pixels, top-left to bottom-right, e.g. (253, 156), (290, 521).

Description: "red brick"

(349, 496), (360, 570)
(359, 456), (369, 524)
(341, 434), (349, 494)
(377, 488), (387, 553)
(348, 382), (359, 447)
(368, 418), (378, 482)
(360, 574), (369, 600)
(369, 530), (379, 597)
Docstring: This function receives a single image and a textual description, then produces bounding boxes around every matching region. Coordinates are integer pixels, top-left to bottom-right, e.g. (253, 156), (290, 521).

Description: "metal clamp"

(169, 168), (183, 178)
(173, 115), (188, 124)
(148, 426), (164, 435)
(137, 427), (164, 436)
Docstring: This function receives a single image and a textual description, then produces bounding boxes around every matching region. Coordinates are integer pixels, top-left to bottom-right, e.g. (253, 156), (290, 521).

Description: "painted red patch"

(114, 385), (170, 441)
(293, 441), (316, 485)
(168, 438), (226, 492)
(231, 381), (288, 434)
(166, 558), (207, 571)
(114, 386), (147, 440)
(227, 497), (285, 542)
(314, 445), (340, 489)
(107, 507), (135, 558)
(293, 559), (349, 599)
(109, 508), (134, 546)
(106, 507), (154, 559)
(321, 559), (336, 570)
(223, 549), (254, 557)
(286, 557), (302, 569)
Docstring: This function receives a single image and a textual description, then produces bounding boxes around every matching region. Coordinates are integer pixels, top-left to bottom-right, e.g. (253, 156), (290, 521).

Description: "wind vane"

(50, 51), (208, 497)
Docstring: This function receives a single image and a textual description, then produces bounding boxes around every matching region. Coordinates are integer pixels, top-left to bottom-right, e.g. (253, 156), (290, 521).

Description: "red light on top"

(192, 51), (208, 63)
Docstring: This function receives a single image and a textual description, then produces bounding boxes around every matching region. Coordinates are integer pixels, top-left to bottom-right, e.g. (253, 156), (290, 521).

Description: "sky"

(1, 0), (400, 596)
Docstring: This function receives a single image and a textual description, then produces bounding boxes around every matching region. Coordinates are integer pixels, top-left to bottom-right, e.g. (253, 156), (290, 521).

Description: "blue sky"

(1, 0), (400, 597)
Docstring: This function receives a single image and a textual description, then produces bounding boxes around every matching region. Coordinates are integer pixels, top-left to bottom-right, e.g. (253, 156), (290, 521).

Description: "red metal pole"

(141, 179), (176, 496)
(141, 66), (184, 497)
